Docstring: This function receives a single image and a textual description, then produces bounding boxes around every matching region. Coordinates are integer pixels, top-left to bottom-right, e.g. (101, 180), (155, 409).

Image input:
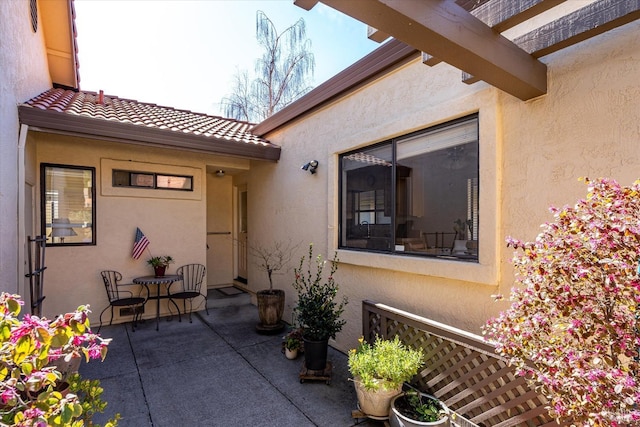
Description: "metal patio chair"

(99, 270), (146, 332)
(170, 264), (209, 322)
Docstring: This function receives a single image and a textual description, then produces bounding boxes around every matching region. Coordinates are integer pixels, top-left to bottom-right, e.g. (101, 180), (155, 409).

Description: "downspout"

(17, 124), (28, 298)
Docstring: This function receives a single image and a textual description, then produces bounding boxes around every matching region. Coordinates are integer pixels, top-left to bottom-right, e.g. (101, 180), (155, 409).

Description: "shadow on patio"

(80, 303), (383, 427)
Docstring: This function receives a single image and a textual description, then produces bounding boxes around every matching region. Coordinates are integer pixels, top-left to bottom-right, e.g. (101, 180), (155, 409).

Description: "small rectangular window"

(41, 164), (96, 246)
(112, 170), (193, 191)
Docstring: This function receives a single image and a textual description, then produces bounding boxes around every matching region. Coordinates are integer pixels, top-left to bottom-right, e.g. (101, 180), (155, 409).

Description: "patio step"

(206, 285), (251, 309)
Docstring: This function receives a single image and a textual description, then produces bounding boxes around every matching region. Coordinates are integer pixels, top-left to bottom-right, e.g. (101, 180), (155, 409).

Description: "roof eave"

(18, 106), (281, 162)
(252, 39), (419, 137)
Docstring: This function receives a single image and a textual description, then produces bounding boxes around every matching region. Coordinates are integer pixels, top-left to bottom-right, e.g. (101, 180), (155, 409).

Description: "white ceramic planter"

(389, 393), (450, 427)
(285, 348), (298, 360)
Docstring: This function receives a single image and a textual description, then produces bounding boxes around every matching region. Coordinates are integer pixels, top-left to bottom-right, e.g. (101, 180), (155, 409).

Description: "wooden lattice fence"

(362, 300), (566, 427)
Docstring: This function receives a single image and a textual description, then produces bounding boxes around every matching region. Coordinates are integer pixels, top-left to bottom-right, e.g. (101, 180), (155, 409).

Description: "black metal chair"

(169, 264), (209, 322)
(99, 270), (146, 332)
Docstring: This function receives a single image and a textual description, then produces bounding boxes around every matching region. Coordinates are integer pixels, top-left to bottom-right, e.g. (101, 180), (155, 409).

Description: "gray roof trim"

(252, 39), (419, 137)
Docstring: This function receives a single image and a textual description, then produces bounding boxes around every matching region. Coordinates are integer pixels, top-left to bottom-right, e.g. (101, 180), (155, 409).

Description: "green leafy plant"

(0, 292), (111, 426)
(453, 218), (472, 240)
(292, 244), (348, 341)
(67, 373), (120, 426)
(348, 336), (424, 391)
(283, 328), (303, 351)
(396, 391), (446, 422)
(483, 177), (640, 425)
(146, 255), (174, 268)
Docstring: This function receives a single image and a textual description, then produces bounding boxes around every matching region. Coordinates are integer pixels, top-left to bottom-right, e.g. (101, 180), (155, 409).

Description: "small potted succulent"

(348, 335), (424, 417)
(147, 255), (174, 277)
(282, 327), (303, 359)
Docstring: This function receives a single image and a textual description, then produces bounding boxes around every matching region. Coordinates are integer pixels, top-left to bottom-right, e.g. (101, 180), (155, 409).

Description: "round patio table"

(133, 275), (181, 331)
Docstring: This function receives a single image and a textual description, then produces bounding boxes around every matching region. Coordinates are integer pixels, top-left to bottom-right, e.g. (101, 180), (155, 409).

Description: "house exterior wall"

(248, 21), (640, 353)
(0, 1), (51, 293)
(32, 131), (248, 324)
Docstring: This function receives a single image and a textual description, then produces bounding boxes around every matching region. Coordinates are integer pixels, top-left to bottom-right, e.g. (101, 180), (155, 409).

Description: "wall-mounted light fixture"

(215, 169), (225, 177)
(301, 160), (318, 174)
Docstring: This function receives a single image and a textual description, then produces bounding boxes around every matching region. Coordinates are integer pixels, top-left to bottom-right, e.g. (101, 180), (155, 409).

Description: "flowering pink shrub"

(483, 178), (640, 426)
(0, 293), (111, 426)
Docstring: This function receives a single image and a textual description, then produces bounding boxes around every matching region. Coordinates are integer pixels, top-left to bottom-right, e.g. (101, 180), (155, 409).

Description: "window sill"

(336, 249), (496, 286)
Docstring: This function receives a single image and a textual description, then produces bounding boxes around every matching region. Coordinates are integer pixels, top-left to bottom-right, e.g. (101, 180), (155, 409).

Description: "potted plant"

(282, 327), (303, 359)
(147, 255), (174, 277)
(292, 244), (348, 370)
(452, 219), (471, 254)
(348, 336), (424, 417)
(250, 240), (297, 333)
(389, 390), (449, 426)
(483, 178), (640, 425)
(0, 292), (113, 426)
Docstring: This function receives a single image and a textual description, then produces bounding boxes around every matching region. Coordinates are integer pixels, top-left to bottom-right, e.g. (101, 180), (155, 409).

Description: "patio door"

(236, 186), (248, 282)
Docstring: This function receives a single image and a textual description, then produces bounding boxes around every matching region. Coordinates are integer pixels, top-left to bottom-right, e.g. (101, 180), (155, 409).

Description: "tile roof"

(19, 88), (280, 161)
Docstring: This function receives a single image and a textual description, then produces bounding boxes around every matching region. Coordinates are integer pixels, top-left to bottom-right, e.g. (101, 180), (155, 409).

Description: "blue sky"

(74, 1), (381, 117)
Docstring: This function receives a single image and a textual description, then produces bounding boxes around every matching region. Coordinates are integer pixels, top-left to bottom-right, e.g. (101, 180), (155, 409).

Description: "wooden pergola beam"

(515, 0), (640, 58)
(431, 0), (566, 68)
(367, 26), (389, 43)
(313, 0), (547, 100)
(472, 0), (566, 32)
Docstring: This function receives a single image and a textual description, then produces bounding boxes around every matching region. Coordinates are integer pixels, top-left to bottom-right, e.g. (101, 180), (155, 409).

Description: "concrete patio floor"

(80, 302), (386, 426)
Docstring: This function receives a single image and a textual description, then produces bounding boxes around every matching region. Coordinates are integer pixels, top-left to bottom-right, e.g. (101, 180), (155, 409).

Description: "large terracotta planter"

(354, 379), (402, 418)
(256, 289), (285, 332)
(303, 337), (328, 370)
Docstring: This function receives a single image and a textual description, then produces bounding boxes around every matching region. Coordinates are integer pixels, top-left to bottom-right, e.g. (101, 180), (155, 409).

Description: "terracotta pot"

(154, 266), (166, 277)
(354, 379), (402, 418)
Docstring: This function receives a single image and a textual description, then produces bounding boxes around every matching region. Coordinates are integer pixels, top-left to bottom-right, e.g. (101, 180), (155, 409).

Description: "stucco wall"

(33, 132), (247, 325)
(249, 21), (640, 353)
(0, 1), (51, 293)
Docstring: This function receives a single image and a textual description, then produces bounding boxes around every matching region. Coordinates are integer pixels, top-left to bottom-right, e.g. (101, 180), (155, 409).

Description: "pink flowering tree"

(0, 293), (112, 426)
(483, 178), (640, 426)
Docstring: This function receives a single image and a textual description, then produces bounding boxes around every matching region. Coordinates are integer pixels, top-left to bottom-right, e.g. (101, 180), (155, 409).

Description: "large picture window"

(339, 115), (478, 261)
(41, 164), (96, 246)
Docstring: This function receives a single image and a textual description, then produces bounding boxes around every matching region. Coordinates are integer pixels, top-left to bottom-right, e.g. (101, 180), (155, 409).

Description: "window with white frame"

(339, 115), (479, 261)
(41, 164), (96, 246)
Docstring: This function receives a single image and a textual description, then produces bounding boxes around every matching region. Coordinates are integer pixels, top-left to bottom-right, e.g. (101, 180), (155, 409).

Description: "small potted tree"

(483, 178), (640, 425)
(348, 335), (424, 417)
(292, 244), (348, 371)
(250, 240), (297, 333)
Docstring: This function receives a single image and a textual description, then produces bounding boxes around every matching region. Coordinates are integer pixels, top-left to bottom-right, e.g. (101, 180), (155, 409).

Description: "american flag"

(132, 227), (150, 259)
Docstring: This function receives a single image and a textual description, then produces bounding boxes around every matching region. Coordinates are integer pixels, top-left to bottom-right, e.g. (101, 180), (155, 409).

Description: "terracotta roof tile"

(23, 88), (273, 150)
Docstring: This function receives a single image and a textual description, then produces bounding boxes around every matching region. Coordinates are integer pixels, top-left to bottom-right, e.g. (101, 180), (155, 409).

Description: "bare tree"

(222, 10), (315, 123)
